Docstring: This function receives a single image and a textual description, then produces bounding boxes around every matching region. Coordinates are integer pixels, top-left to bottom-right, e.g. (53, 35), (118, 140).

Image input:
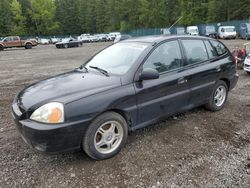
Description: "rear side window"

(204, 40), (218, 59)
(143, 40), (182, 73)
(210, 40), (227, 56)
(182, 39), (208, 65)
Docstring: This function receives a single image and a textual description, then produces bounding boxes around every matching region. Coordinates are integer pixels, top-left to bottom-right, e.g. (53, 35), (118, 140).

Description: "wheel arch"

(220, 78), (230, 90)
(25, 42), (32, 46)
(91, 109), (133, 130)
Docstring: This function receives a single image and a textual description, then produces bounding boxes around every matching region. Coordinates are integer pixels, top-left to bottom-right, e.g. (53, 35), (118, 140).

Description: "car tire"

(0, 45), (3, 51)
(25, 43), (32, 49)
(64, 44), (68, 48)
(205, 80), (228, 111)
(247, 72), (250, 75)
(82, 112), (128, 160)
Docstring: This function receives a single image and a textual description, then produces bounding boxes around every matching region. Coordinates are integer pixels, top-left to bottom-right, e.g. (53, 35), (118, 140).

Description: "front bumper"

(11, 104), (91, 153)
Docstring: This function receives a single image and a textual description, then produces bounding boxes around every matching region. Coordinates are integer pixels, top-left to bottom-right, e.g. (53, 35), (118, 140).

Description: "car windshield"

(225, 28), (235, 32)
(189, 29), (198, 33)
(85, 42), (148, 75)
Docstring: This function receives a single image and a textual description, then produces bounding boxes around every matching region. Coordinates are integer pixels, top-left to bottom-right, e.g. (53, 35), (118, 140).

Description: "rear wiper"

(89, 66), (109, 76)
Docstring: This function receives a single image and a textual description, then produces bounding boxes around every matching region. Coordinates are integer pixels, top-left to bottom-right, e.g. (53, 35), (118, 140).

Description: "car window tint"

(210, 40), (227, 56)
(182, 39), (208, 65)
(204, 40), (217, 59)
(143, 40), (182, 73)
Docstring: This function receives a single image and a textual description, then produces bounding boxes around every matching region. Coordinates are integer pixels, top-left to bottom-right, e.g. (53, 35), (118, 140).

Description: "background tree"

(28, 0), (59, 36)
(10, 0), (26, 35)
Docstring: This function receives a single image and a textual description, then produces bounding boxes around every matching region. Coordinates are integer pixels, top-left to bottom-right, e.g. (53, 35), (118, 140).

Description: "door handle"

(178, 78), (187, 84)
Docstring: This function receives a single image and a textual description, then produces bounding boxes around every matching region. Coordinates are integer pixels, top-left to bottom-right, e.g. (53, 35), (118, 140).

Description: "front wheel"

(0, 45), (3, 51)
(83, 112), (128, 160)
(64, 44), (68, 48)
(205, 80), (228, 111)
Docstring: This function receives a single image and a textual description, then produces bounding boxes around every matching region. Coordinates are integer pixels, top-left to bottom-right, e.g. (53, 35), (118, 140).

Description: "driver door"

(134, 40), (190, 126)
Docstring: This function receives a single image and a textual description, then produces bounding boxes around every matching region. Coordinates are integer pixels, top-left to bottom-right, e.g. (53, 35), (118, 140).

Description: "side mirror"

(139, 68), (159, 81)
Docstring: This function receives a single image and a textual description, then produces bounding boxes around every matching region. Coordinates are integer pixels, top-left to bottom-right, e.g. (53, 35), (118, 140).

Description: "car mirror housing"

(139, 68), (159, 81)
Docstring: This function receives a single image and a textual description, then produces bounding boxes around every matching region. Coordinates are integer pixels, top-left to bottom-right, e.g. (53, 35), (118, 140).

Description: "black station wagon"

(12, 35), (238, 160)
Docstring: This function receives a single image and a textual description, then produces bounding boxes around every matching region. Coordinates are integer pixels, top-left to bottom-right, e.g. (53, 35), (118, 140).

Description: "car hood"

(17, 70), (121, 110)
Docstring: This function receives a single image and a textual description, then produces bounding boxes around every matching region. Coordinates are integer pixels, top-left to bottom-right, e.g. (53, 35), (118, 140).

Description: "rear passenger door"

(180, 39), (221, 106)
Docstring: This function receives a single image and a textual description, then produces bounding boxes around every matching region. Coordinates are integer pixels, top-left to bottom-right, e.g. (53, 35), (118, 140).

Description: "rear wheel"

(25, 43), (32, 49)
(0, 45), (3, 51)
(83, 112), (128, 160)
(205, 80), (228, 111)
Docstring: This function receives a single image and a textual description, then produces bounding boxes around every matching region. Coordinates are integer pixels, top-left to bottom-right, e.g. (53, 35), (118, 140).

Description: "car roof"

(219, 26), (235, 28)
(122, 35), (211, 44)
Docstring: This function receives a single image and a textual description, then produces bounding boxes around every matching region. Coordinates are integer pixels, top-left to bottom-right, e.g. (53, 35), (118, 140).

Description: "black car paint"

(56, 39), (81, 48)
(12, 35), (238, 153)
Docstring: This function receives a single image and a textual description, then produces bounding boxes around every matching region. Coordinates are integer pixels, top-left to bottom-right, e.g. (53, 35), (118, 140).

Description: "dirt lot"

(0, 40), (250, 188)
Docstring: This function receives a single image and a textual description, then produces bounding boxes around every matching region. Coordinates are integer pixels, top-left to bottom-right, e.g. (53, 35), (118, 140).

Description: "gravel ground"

(0, 40), (250, 188)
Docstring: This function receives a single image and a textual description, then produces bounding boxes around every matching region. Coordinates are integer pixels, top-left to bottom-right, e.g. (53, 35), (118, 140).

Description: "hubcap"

(94, 121), (123, 154)
(214, 85), (226, 107)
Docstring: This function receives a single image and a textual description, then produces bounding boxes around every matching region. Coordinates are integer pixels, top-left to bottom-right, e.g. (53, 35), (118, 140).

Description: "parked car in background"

(78, 34), (91, 43)
(89, 35), (99, 42)
(0, 36), (37, 50)
(243, 54), (250, 75)
(162, 28), (171, 35)
(218, 26), (236, 39)
(55, 38), (82, 48)
(199, 25), (217, 38)
(186, 26), (199, 35)
(12, 35), (238, 160)
(114, 34), (132, 43)
(240, 23), (250, 40)
(170, 27), (186, 35)
(109, 32), (121, 40)
(39, 38), (50, 45)
(50, 37), (60, 44)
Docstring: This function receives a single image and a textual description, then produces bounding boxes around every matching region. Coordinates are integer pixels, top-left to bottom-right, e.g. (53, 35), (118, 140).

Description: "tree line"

(0, 0), (250, 37)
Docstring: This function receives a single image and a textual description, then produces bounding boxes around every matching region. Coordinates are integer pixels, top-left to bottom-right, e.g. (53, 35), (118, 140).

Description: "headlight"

(30, 102), (64, 124)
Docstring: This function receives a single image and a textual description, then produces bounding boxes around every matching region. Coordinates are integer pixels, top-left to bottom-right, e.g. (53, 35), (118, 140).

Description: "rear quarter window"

(210, 40), (227, 56)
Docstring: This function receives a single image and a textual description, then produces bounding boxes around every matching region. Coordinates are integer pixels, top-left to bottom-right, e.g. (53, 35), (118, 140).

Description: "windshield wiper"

(77, 65), (88, 72)
(89, 66), (109, 76)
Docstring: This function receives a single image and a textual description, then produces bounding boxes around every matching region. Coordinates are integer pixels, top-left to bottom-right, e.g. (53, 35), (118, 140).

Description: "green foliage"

(10, 0), (26, 35)
(0, 0), (250, 36)
(28, 0), (59, 35)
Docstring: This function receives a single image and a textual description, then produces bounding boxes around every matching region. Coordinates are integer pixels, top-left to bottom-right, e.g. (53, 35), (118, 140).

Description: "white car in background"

(109, 32), (121, 40)
(218, 26), (237, 39)
(243, 54), (250, 75)
(186, 26), (199, 35)
(39, 38), (50, 45)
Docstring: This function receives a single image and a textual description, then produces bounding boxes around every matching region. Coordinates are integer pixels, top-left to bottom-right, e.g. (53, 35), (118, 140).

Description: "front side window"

(210, 40), (227, 56)
(143, 40), (182, 73)
(85, 42), (148, 75)
(182, 39), (208, 65)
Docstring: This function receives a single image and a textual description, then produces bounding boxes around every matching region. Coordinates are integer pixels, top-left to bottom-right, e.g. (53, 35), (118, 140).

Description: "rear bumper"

(12, 106), (91, 153)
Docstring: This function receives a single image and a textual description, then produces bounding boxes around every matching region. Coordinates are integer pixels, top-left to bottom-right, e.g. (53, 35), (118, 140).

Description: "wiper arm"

(89, 66), (109, 76)
(77, 65), (88, 72)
